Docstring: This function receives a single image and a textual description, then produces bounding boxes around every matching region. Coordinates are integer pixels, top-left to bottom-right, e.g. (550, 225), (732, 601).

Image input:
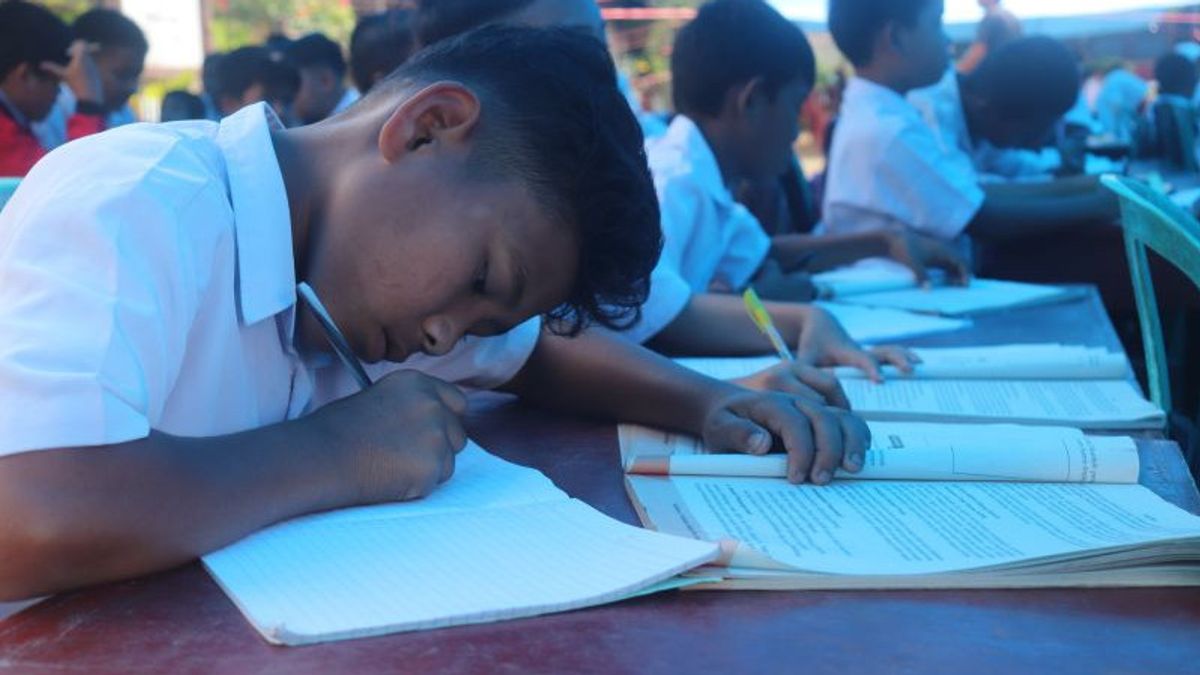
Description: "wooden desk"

(3, 289), (1199, 674)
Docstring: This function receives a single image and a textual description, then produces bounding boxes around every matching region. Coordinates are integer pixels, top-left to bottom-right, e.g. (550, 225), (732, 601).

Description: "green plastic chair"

(1101, 175), (1200, 419)
(0, 177), (18, 213)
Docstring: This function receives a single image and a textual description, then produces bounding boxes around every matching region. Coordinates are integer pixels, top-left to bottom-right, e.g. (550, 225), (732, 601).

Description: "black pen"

(297, 281), (373, 390)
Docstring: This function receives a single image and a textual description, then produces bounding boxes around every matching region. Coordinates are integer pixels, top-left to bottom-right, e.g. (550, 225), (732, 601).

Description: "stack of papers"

(811, 261), (1077, 316)
(816, 302), (971, 345)
(204, 442), (717, 645)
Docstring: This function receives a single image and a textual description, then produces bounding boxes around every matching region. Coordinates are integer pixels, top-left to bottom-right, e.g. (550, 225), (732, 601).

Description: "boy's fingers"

(39, 62), (67, 78)
(426, 377), (468, 415)
(791, 365), (850, 409)
(838, 411), (871, 472)
(741, 397), (817, 484)
(794, 401), (844, 485)
(841, 348), (883, 383)
(871, 346), (918, 374)
(706, 410), (773, 456)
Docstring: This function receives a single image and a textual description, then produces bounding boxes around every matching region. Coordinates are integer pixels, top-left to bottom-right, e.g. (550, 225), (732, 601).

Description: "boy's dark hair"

(160, 90), (206, 122)
(72, 8), (148, 55)
(967, 36), (1079, 122)
(287, 32), (346, 76)
(350, 10), (416, 93)
(671, 0), (815, 118)
(828, 0), (928, 67)
(365, 25), (660, 334)
(1155, 52), (1198, 98)
(212, 46), (299, 102)
(412, 0), (536, 47)
(0, 0), (72, 80)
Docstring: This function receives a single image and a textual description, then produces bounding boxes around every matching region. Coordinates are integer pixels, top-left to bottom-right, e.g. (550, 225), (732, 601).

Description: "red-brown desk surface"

(2, 288), (1198, 675)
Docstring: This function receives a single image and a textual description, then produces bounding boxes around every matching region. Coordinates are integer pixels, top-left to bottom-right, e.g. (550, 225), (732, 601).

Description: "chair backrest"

(0, 177), (18, 213)
(1101, 174), (1200, 413)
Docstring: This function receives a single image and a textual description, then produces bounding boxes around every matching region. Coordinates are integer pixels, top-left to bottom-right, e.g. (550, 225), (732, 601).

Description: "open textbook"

(676, 344), (1129, 381)
(811, 261), (1077, 316)
(620, 424), (1200, 589)
(675, 351), (1163, 430)
(203, 442), (717, 646)
(620, 421), (1140, 484)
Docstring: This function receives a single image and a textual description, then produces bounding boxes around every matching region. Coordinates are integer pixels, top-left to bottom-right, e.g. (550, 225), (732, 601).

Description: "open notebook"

(203, 442), (718, 645)
(816, 302), (971, 345)
(619, 422), (1200, 589)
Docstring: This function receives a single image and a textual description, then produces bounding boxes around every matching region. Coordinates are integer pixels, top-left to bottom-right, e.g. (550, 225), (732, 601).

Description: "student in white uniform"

(287, 32), (361, 125)
(909, 36), (1079, 180)
(824, 0), (1118, 246)
(410, 0), (928, 379)
(32, 8), (146, 149)
(0, 28), (871, 601)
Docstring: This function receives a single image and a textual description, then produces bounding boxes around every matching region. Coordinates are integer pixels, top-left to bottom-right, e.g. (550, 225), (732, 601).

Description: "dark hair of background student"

(671, 0), (815, 118)
(412, 0), (536, 47)
(72, 8), (148, 55)
(360, 25), (660, 332)
(827, 0), (930, 67)
(350, 10), (417, 93)
(964, 36), (1079, 126)
(0, 0), (73, 80)
(1155, 52), (1199, 98)
(287, 32), (347, 77)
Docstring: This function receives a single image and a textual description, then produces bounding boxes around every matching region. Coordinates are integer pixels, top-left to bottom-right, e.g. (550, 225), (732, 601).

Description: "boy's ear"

(733, 76), (768, 117)
(379, 81), (482, 163)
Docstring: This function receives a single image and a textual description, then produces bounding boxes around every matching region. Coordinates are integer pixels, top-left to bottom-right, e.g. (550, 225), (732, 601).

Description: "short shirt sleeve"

(0, 146), (210, 457)
(869, 127), (985, 239)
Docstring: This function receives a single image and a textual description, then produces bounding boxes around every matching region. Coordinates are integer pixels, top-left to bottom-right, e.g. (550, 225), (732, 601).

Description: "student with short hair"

(0, 0), (106, 177)
(411, 0), (930, 381)
(33, 7), (148, 150)
(823, 0), (1117, 247)
(287, 32), (360, 125)
(0, 26), (868, 601)
(910, 36), (1079, 180)
(350, 10), (416, 95)
(210, 45), (300, 121)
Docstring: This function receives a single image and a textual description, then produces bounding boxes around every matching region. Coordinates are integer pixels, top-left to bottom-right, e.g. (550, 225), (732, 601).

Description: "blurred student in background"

(350, 10), (416, 95)
(287, 33), (359, 125)
(210, 46), (300, 123)
(34, 8), (146, 150)
(0, 1), (105, 177)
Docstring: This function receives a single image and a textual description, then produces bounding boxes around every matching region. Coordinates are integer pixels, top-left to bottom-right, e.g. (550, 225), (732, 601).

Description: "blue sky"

(767, 1), (1195, 23)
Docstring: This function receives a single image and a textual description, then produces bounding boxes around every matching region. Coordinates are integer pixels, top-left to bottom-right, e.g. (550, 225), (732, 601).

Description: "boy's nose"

(421, 316), (461, 357)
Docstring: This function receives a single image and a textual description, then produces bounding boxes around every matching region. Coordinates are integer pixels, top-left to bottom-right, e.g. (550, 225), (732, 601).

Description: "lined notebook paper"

(204, 443), (718, 645)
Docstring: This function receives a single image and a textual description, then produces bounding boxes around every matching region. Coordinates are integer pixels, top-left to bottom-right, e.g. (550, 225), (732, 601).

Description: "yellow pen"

(742, 288), (795, 362)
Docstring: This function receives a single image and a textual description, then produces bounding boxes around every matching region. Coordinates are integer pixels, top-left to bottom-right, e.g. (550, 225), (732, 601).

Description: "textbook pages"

(675, 349), (1164, 430)
(204, 442), (718, 646)
(619, 424), (1200, 589)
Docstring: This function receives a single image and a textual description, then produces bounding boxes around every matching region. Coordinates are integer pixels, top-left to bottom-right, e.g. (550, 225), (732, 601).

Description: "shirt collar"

(845, 77), (922, 122)
(216, 102), (298, 327)
(661, 114), (735, 207)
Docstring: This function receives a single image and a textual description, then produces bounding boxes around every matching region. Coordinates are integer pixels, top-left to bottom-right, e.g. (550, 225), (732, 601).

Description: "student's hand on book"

(307, 370), (468, 503)
(749, 260), (817, 302)
(794, 306), (917, 382)
(731, 363), (850, 409)
(883, 231), (970, 286)
(40, 40), (104, 108)
(701, 390), (869, 485)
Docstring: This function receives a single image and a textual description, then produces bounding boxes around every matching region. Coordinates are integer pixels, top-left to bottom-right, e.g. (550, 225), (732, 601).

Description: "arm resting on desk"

(970, 178), (1119, 239)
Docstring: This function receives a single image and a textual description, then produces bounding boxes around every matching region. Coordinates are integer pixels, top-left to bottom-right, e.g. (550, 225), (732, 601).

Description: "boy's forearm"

(645, 293), (809, 357)
(501, 331), (744, 435)
(769, 231), (889, 273)
(0, 421), (349, 600)
(970, 182), (1118, 239)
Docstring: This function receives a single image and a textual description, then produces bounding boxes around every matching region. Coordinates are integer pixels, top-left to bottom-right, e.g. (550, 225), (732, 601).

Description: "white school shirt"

(1095, 69), (1148, 142)
(822, 77), (984, 242)
(909, 70), (1061, 181)
(331, 88), (361, 116)
(0, 103), (538, 458)
(612, 115), (772, 344)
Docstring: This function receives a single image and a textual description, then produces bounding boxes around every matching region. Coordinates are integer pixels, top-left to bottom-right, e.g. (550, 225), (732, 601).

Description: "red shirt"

(0, 105), (104, 177)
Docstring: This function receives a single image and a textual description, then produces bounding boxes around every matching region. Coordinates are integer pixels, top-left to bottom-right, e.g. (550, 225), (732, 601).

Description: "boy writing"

(0, 27), (867, 601)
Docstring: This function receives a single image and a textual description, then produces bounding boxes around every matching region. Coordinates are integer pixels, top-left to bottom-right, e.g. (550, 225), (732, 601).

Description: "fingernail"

(815, 470), (832, 484)
(846, 456), (862, 471)
(750, 430), (770, 454)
